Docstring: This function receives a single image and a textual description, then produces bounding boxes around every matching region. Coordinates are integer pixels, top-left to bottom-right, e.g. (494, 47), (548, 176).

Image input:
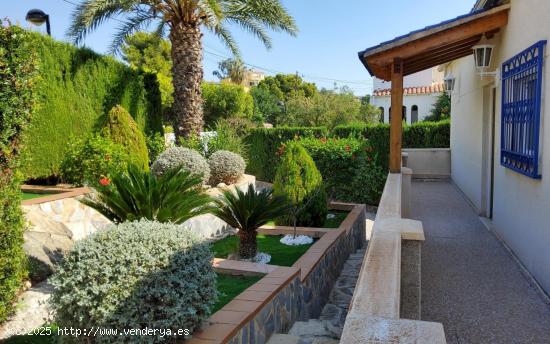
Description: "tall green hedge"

(332, 120), (450, 171)
(19, 32), (162, 180)
(0, 24), (36, 323)
(244, 127), (328, 181)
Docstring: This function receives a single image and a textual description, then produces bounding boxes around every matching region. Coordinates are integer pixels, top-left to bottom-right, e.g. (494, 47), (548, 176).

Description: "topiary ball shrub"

(101, 105), (149, 171)
(49, 220), (217, 343)
(208, 150), (246, 186)
(151, 147), (210, 184)
(273, 142), (327, 227)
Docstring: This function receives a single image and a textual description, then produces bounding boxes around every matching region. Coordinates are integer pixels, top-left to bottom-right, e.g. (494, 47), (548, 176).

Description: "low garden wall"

(402, 148), (451, 179)
(188, 203), (367, 344)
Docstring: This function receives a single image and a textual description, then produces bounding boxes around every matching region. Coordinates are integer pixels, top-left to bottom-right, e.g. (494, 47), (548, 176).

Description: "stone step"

(288, 320), (339, 340)
(267, 334), (302, 344)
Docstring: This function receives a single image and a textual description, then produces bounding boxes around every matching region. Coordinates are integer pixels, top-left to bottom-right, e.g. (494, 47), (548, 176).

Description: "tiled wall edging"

(21, 186), (92, 206)
(187, 204), (367, 344)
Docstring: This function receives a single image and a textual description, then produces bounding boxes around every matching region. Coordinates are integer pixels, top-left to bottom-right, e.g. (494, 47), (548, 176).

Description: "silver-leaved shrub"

(208, 150), (246, 186)
(151, 147), (210, 184)
(49, 220), (217, 343)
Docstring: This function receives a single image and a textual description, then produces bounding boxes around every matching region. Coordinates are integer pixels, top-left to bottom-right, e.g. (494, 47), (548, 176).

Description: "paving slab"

(411, 181), (550, 344)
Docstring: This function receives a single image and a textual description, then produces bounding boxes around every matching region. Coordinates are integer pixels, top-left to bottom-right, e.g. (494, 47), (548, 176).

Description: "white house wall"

(449, 0), (550, 294)
(371, 93), (440, 124)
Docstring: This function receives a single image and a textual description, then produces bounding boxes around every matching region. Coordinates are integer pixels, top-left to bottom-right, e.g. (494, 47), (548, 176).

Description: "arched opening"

(411, 105), (419, 123)
(379, 107), (384, 123)
(402, 106), (407, 122)
(389, 107), (391, 122)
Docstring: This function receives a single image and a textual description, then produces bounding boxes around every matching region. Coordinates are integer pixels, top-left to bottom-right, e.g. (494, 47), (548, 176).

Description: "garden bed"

(211, 235), (315, 267)
(189, 203), (367, 343)
(214, 274), (264, 313)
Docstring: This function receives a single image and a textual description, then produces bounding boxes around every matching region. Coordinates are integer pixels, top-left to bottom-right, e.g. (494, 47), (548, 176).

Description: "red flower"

(99, 177), (110, 186)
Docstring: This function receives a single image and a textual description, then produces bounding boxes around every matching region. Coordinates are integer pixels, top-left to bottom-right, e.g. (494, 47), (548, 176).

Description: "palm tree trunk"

(239, 230), (258, 259)
(170, 24), (204, 139)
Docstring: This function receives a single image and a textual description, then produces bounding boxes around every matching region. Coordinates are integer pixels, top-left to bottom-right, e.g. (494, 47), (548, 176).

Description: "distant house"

(371, 67), (444, 124)
(223, 69), (265, 91)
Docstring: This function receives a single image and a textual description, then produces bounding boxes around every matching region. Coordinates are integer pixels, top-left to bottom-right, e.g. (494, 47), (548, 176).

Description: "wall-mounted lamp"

(26, 9), (51, 36)
(444, 74), (456, 95)
(473, 35), (497, 77)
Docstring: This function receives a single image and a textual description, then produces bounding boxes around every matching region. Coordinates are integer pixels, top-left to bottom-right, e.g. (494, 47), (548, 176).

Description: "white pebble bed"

(280, 234), (314, 246)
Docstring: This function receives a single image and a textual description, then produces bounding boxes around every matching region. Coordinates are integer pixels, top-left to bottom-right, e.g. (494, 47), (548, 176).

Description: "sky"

(1, 0), (474, 95)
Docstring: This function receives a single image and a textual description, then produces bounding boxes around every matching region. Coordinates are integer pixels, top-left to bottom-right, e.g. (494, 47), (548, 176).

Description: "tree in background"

(424, 92), (451, 122)
(213, 58), (246, 85)
(68, 0), (297, 140)
(202, 82), (254, 128)
(250, 85), (282, 124)
(122, 32), (173, 110)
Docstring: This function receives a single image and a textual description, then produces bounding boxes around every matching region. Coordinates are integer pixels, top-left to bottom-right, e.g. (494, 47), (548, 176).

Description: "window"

(411, 105), (419, 123)
(379, 107), (384, 123)
(501, 40), (547, 178)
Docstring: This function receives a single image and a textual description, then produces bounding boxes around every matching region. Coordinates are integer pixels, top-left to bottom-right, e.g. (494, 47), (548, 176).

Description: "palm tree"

(68, 0), (298, 139)
(213, 58), (245, 85)
(212, 184), (291, 259)
(82, 165), (212, 224)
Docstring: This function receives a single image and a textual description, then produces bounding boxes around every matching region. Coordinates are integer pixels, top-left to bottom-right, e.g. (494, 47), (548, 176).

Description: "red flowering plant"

(99, 177), (110, 186)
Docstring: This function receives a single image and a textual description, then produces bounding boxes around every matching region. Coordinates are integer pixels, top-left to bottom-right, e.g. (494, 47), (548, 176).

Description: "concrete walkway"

(410, 181), (550, 344)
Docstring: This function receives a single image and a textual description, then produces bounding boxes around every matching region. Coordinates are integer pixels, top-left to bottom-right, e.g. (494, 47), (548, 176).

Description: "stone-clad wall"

(187, 204), (367, 344)
(300, 205), (367, 319)
(227, 276), (302, 344)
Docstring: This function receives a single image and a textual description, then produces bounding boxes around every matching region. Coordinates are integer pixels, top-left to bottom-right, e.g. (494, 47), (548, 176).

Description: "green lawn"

(21, 192), (52, 201)
(210, 234), (314, 266)
(265, 210), (349, 229)
(213, 274), (263, 313)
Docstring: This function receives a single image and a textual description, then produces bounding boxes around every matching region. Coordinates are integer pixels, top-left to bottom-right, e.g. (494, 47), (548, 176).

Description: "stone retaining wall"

(187, 203), (367, 344)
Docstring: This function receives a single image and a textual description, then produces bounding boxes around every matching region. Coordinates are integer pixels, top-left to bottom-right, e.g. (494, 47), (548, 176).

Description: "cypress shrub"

(244, 127), (328, 182)
(0, 23), (36, 322)
(18, 32), (162, 180)
(101, 105), (149, 171)
(273, 142), (327, 227)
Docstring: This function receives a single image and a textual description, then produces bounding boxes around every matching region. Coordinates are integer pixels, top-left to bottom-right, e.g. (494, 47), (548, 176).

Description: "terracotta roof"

(372, 83), (445, 97)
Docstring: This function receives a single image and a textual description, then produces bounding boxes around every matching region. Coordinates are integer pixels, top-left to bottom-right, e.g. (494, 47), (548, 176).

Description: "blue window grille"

(501, 40), (547, 178)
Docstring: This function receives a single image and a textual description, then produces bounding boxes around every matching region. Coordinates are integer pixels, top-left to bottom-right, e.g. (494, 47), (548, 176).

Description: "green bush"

(146, 131), (166, 164)
(151, 147), (210, 184)
(101, 105), (149, 171)
(208, 150), (246, 186)
(297, 137), (385, 205)
(60, 135), (129, 187)
(82, 165), (212, 224)
(0, 23), (37, 322)
(50, 220), (217, 342)
(273, 142), (327, 227)
(18, 31), (162, 180)
(244, 127), (328, 182)
(179, 121), (248, 160)
(333, 120), (450, 171)
(202, 81), (254, 128)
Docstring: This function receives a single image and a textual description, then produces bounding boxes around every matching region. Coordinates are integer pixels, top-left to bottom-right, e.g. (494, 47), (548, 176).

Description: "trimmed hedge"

(244, 127), (328, 181)
(19, 32), (162, 180)
(332, 120), (450, 171)
(0, 24), (36, 323)
(298, 137), (386, 205)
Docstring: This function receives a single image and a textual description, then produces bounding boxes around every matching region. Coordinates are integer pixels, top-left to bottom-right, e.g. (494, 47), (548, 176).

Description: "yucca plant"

(211, 184), (290, 259)
(83, 165), (212, 224)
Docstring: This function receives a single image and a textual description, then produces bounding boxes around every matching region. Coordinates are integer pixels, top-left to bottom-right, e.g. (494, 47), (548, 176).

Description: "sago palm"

(212, 184), (291, 259)
(68, 0), (298, 139)
(82, 165), (212, 224)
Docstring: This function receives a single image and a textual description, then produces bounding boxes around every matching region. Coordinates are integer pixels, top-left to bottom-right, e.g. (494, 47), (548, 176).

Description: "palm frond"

(223, 0), (298, 37)
(212, 184), (291, 233)
(109, 10), (158, 55)
(83, 165), (213, 224)
(211, 23), (241, 57)
(67, 0), (139, 44)
(227, 17), (272, 49)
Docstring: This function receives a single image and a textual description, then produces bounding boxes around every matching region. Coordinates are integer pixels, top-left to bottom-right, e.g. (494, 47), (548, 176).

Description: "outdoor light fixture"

(444, 74), (456, 95)
(473, 35), (497, 77)
(26, 9), (51, 36)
